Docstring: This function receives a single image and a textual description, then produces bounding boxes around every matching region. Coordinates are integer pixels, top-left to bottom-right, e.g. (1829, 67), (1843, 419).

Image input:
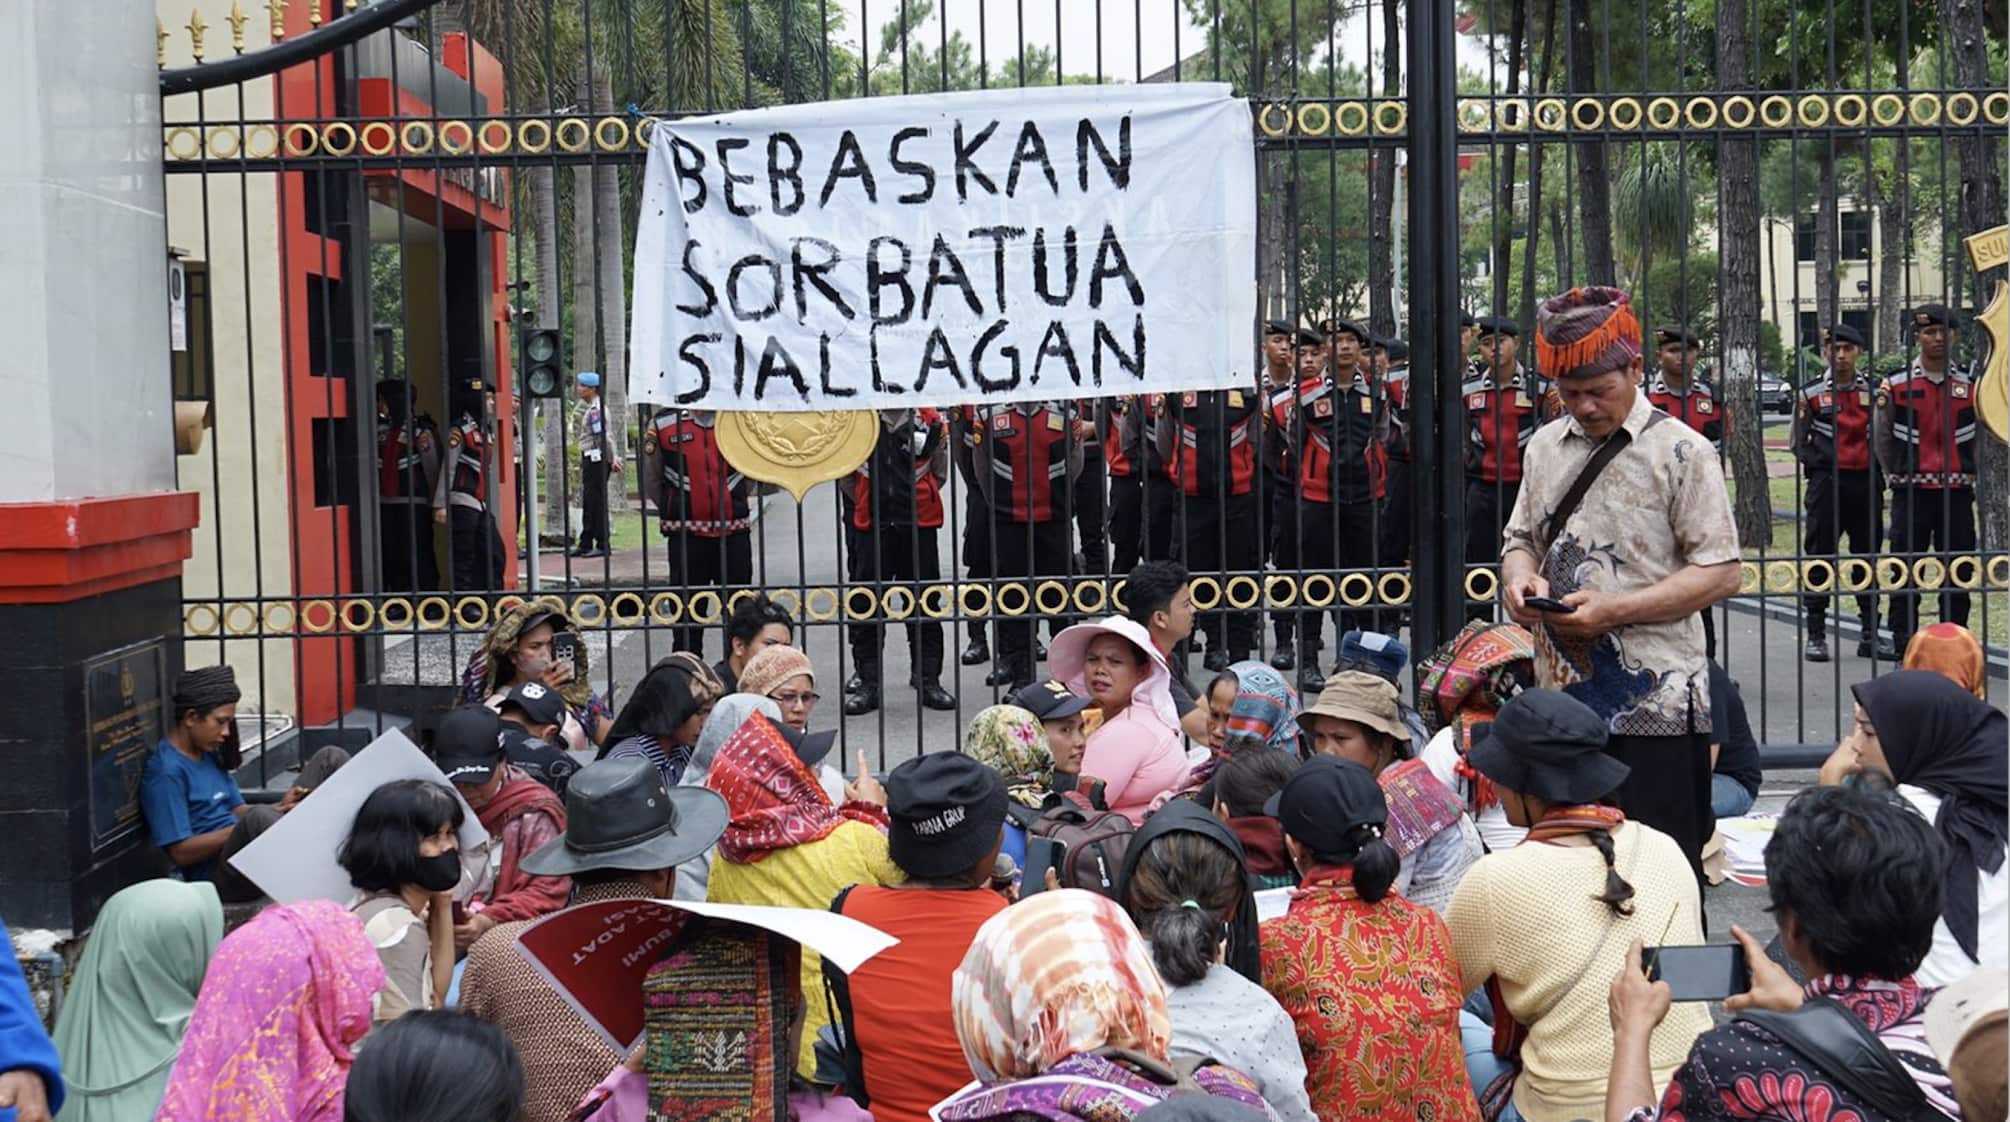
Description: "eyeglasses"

(771, 690), (821, 708)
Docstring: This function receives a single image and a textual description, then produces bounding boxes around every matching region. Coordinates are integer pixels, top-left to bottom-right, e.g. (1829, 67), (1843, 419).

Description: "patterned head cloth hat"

(172, 665), (241, 717)
(1223, 661), (1302, 750)
(735, 645), (816, 702)
(963, 705), (1057, 809)
(1536, 286), (1643, 380)
(705, 713), (887, 865)
(952, 889), (1171, 1082)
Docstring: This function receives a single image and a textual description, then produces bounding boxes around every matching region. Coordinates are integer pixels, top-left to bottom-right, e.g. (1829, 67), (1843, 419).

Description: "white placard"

(227, 728), (490, 904)
(630, 83), (1257, 412)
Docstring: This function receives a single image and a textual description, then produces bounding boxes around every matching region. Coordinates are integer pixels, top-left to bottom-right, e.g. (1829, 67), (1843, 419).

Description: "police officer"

(975, 401), (1083, 690)
(1138, 393), (1180, 567)
(1261, 322), (1317, 671)
(1463, 317), (1540, 621)
(1377, 337), (1414, 565)
(844, 409), (958, 716)
(570, 372), (622, 558)
(1161, 386), (1263, 671)
(1290, 319), (1388, 693)
(1646, 326), (1727, 450)
(1071, 398), (1107, 575)
(433, 377), (507, 591)
(375, 380), (440, 591)
(1793, 324), (1889, 662)
(644, 408), (752, 658)
(1876, 304), (1979, 653)
(952, 405), (993, 668)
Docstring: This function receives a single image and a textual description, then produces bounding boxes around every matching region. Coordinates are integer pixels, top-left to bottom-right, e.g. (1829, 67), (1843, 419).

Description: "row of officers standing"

(372, 306), (1982, 699)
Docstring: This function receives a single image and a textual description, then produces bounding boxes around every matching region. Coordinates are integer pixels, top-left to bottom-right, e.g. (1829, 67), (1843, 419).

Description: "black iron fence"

(157, 0), (2007, 780)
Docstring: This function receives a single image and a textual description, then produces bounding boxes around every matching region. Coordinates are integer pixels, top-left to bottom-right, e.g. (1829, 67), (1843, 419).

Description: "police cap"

(1654, 325), (1699, 348)
(1824, 323), (1866, 348)
(1911, 303), (1957, 329)
(1476, 316), (1519, 338)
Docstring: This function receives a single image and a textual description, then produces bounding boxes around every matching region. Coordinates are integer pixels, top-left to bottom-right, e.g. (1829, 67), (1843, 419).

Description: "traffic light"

(520, 328), (563, 398)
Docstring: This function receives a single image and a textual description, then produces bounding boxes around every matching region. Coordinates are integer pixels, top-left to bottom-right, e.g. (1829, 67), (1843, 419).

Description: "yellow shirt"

(1445, 821), (1711, 1122)
(706, 819), (905, 1076)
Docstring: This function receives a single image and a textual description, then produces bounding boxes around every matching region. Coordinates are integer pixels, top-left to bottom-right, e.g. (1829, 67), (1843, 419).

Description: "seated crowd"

(8, 569), (2000, 1122)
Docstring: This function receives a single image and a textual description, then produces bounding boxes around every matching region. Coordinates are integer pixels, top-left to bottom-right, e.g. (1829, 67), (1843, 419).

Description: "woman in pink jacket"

(1047, 616), (1188, 824)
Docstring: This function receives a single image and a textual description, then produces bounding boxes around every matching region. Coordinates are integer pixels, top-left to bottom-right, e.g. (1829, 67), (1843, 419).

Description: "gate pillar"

(0, 6), (197, 932)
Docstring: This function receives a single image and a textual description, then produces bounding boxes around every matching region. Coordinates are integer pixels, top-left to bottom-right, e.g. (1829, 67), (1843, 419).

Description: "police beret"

(1911, 303), (1956, 328)
(1476, 316), (1519, 338)
(1460, 312), (1477, 328)
(1654, 325), (1698, 348)
(576, 371), (602, 388)
(1264, 319), (1296, 336)
(1324, 319), (1372, 345)
(1295, 326), (1323, 347)
(1386, 339), (1410, 361)
(1824, 323), (1866, 347)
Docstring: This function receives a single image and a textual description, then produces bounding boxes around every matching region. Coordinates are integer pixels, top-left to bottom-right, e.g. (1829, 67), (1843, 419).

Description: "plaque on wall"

(86, 640), (167, 853)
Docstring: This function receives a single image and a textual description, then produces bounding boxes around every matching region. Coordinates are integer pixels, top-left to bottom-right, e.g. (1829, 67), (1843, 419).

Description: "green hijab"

(53, 879), (223, 1122)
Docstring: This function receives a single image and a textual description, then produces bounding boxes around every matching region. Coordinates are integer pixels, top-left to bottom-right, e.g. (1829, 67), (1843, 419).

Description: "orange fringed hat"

(1536, 286), (1643, 380)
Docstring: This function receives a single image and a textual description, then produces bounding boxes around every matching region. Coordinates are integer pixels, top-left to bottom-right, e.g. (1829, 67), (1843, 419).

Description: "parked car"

(1757, 372), (1795, 414)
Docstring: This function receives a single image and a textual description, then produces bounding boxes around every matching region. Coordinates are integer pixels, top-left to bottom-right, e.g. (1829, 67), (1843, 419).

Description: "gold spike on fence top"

(227, 0), (248, 53)
(266, 0), (286, 39)
(157, 18), (168, 66)
(186, 8), (207, 61)
(308, 0), (322, 27)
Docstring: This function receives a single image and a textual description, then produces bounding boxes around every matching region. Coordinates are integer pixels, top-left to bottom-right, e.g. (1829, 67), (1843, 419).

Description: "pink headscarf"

(157, 899), (385, 1122)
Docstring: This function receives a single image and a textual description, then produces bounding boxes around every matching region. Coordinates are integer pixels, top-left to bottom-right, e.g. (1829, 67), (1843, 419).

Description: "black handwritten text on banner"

(629, 84), (1257, 412)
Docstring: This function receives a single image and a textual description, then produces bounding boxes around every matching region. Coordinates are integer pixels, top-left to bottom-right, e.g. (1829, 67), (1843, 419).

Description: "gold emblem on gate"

(716, 411), (879, 500)
(1964, 224), (2009, 443)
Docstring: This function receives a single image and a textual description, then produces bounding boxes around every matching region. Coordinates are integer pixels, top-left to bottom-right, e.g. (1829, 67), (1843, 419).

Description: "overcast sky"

(824, 1), (1499, 87)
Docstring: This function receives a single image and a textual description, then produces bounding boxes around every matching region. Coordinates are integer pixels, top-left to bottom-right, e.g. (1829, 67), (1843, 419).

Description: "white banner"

(629, 83), (1257, 412)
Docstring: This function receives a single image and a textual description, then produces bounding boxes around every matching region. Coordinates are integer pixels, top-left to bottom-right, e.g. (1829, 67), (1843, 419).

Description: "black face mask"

(414, 848), (462, 893)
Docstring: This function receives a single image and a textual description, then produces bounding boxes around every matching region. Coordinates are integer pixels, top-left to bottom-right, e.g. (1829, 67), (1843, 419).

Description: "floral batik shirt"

(1628, 975), (1961, 1122)
(1258, 867), (1480, 1122)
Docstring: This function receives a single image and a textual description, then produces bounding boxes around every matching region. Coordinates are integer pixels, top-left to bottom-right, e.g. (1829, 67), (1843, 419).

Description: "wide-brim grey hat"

(521, 756), (728, 876)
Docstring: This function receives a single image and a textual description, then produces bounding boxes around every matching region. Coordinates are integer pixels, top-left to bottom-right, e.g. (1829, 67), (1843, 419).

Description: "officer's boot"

(843, 662), (882, 716)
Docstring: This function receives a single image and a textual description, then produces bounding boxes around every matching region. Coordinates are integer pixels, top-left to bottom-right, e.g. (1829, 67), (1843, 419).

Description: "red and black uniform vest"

(378, 419), (435, 500)
(447, 417), (491, 507)
(1647, 375), (1727, 446)
(1101, 397), (1134, 479)
(1297, 373), (1387, 505)
(1164, 389), (1259, 499)
(649, 410), (751, 536)
(985, 403), (1072, 523)
(1463, 367), (1540, 484)
(1383, 364), (1413, 463)
(1262, 378), (1299, 482)
(852, 410), (946, 530)
(1882, 366), (1978, 489)
(1135, 395), (1171, 482)
(1796, 374), (1873, 474)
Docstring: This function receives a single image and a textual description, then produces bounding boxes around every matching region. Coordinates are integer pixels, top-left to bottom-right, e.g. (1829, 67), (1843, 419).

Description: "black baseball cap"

(434, 705), (508, 786)
(1008, 679), (1093, 722)
(1912, 303), (1956, 329)
(1265, 755), (1387, 856)
(885, 753), (1009, 879)
(1825, 323), (1867, 348)
(501, 680), (565, 728)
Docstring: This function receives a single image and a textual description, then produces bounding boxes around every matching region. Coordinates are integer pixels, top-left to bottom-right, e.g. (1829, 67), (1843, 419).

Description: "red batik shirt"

(1259, 865), (1480, 1122)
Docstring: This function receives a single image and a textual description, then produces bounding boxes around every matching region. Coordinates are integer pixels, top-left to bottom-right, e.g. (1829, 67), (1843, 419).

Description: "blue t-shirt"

(138, 739), (244, 881)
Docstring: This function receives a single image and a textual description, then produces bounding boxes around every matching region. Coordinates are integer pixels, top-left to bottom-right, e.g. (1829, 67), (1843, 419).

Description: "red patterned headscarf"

(705, 713), (885, 864)
(1417, 621), (1536, 810)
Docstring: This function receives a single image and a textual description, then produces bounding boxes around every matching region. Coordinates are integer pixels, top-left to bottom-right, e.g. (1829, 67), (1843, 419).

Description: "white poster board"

(227, 728), (489, 904)
(630, 83), (1257, 411)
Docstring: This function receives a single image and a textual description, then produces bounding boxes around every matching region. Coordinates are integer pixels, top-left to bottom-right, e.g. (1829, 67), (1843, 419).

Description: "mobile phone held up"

(1522, 594), (1577, 614)
(1644, 944), (1751, 1002)
(549, 630), (584, 677)
(1022, 837), (1068, 895)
